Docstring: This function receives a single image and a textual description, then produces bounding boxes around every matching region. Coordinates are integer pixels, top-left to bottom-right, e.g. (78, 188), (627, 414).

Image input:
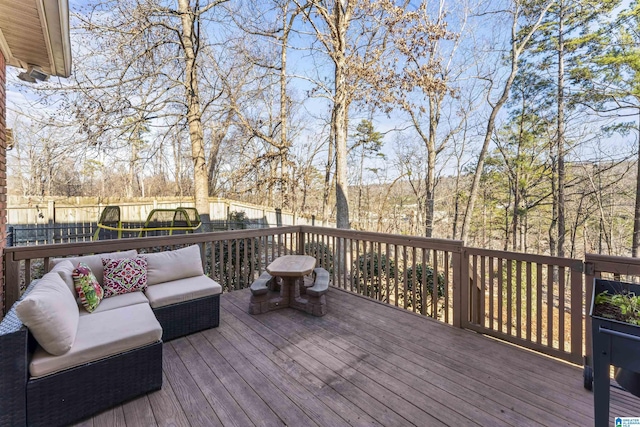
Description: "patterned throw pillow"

(102, 257), (148, 298)
(72, 262), (104, 312)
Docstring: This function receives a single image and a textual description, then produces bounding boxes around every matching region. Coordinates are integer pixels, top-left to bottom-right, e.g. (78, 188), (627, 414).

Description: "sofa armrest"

(0, 306), (29, 426)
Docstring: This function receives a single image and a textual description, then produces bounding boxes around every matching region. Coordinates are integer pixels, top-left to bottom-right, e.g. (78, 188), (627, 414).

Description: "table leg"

(278, 277), (296, 308)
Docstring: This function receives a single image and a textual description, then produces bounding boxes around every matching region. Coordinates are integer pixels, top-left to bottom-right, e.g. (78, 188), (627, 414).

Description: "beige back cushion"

(145, 245), (204, 286)
(49, 259), (76, 297)
(16, 272), (79, 356)
(49, 249), (138, 286)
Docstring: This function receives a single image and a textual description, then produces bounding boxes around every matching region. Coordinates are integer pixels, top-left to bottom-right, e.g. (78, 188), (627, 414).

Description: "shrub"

(353, 252), (395, 301)
(213, 238), (260, 291)
(304, 241), (334, 272)
(403, 263), (446, 315)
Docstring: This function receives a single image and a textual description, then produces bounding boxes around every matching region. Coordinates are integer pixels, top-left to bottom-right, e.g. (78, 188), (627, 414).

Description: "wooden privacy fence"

(5, 225), (620, 367)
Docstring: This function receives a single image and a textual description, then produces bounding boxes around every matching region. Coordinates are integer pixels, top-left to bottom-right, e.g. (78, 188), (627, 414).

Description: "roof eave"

(40, 0), (72, 78)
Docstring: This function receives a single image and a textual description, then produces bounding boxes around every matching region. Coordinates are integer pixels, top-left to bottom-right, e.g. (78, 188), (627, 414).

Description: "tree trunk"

(425, 94), (440, 238)
(459, 0), (551, 244)
(178, 0), (209, 216)
(556, 1), (566, 258)
(207, 122), (224, 197)
(279, 8), (290, 210)
(549, 143), (558, 257)
(633, 110), (640, 257)
(460, 93), (511, 243)
(322, 108), (335, 226)
(334, 58), (349, 227)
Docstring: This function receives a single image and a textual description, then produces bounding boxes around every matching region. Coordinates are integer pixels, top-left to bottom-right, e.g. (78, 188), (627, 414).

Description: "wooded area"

(5, 0), (640, 258)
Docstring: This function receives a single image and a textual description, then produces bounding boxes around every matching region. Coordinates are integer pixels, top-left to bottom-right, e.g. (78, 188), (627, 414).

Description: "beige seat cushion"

(144, 275), (222, 309)
(30, 303), (162, 378)
(79, 291), (149, 316)
(16, 272), (79, 356)
(144, 245), (203, 286)
(49, 249), (138, 286)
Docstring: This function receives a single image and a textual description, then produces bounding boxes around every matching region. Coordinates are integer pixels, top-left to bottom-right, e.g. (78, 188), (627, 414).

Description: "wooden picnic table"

(249, 255), (329, 316)
(266, 255), (316, 308)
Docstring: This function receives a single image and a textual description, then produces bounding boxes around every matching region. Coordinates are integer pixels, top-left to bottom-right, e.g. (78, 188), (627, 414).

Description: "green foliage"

(353, 252), (395, 301)
(403, 263), (446, 314)
(304, 241), (334, 272)
(404, 263), (445, 296)
(213, 238), (260, 291)
(595, 290), (640, 325)
(350, 119), (384, 155)
(355, 252), (396, 278)
(228, 211), (249, 229)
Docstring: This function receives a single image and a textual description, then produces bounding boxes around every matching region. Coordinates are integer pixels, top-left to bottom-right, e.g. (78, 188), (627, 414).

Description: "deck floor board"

(76, 288), (640, 427)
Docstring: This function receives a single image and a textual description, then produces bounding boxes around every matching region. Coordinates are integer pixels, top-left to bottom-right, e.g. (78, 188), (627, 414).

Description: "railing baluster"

(235, 238), (240, 290)
(394, 244), (399, 307)
(377, 243), (382, 301)
(498, 259), (503, 333)
(526, 261), (532, 342)
(257, 237), (263, 277)
(507, 259), (512, 337)
(558, 266), (565, 351)
(536, 263), (543, 344)
(333, 235), (339, 288)
(432, 249), (438, 319)
(25, 259), (31, 287)
(480, 255), (486, 328)
(411, 246), (417, 313)
(403, 245), (408, 310)
(570, 266), (582, 362)
(516, 260), (522, 339)
(444, 251), (450, 324)
(249, 237), (255, 282)
(472, 254), (478, 325)
(488, 256), (494, 331)
(355, 239), (361, 295)
(385, 243), (391, 305)
(547, 264), (554, 348)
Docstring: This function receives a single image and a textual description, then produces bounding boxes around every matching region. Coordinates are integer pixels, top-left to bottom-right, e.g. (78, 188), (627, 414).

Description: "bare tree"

(63, 0), (229, 217)
(460, 0), (552, 243)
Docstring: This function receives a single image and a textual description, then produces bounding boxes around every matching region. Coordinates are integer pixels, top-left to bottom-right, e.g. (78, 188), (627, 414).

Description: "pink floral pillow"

(102, 257), (148, 298)
(72, 262), (104, 312)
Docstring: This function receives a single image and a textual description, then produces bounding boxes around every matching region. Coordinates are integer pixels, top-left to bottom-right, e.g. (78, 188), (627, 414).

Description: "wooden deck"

(75, 288), (640, 427)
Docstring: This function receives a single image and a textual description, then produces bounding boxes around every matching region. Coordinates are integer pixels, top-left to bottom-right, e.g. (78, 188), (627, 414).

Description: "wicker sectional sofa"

(0, 245), (222, 427)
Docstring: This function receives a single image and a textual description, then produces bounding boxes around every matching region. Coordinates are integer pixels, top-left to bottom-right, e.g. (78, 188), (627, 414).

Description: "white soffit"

(0, 0), (71, 77)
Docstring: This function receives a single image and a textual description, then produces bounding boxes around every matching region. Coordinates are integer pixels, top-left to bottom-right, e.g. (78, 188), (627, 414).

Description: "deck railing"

(464, 248), (583, 364)
(10, 225), (640, 367)
(299, 227), (464, 326)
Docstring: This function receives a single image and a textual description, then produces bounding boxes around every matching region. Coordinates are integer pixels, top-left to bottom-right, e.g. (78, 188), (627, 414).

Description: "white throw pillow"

(16, 272), (79, 355)
(144, 245), (204, 285)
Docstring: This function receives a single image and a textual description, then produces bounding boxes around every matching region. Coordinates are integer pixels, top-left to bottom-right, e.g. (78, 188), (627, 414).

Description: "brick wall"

(0, 51), (6, 314)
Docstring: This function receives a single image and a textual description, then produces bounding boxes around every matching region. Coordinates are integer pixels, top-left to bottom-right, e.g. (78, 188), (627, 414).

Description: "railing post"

(6, 226), (13, 247)
(4, 250), (20, 316)
(452, 243), (467, 328)
(297, 227), (305, 255)
(570, 261), (584, 364)
(584, 260), (595, 373)
(47, 200), (55, 244)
